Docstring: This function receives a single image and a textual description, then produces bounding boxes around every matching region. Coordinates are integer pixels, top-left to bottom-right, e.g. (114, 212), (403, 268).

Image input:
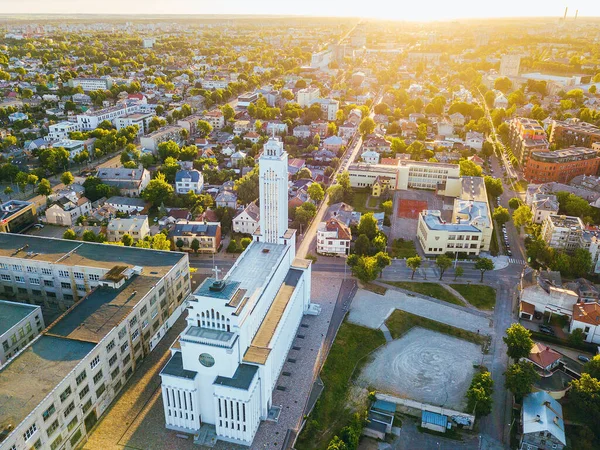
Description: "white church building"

(160, 137), (317, 446)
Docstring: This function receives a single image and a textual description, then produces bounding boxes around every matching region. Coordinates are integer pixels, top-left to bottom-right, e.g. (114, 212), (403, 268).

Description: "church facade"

(160, 137), (316, 445)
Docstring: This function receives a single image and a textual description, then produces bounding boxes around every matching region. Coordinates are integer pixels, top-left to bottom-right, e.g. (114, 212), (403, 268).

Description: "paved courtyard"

(348, 287), (491, 334)
(357, 327), (482, 411)
(390, 189), (444, 241)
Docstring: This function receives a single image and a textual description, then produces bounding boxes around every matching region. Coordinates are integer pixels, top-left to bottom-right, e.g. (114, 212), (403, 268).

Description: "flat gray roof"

(0, 300), (38, 337)
(46, 275), (156, 343)
(422, 211), (480, 233)
(160, 351), (197, 380)
(0, 233), (184, 278)
(185, 326), (234, 343)
(0, 335), (96, 431)
(214, 363), (258, 390)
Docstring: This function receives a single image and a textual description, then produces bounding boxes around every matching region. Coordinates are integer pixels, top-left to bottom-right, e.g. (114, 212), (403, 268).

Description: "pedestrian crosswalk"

(508, 258), (526, 265)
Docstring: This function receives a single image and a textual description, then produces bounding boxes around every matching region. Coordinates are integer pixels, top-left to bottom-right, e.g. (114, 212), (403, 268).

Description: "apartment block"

(76, 104), (141, 131)
(550, 119), (600, 149)
(46, 121), (81, 141)
(140, 126), (184, 153)
(114, 112), (156, 136)
(97, 167), (151, 197)
(524, 147), (600, 184)
(541, 214), (585, 252)
(0, 300), (44, 365)
(0, 234), (191, 450)
(508, 117), (549, 166)
(296, 87), (320, 107)
(106, 216), (150, 242)
(67, 77), (113, 92)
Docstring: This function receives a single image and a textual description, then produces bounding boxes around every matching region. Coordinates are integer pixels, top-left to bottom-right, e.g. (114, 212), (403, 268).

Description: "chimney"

(536, 414), (541, 422)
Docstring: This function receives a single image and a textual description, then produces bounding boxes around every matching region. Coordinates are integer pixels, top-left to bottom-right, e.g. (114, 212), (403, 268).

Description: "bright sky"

(4, 0), (600, 21)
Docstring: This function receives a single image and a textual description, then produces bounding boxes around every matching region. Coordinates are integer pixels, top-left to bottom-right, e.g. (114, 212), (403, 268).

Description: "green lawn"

(385, 310), (488, 348)
(367, 196), (380, 209)
(384, 281), (463, 306)
(350, 189), (382, 214)
(296, 322), (386, 449)
(363, 282), (387, 295)
(390, 238), (418, 259)
(449, 284), (497, 310)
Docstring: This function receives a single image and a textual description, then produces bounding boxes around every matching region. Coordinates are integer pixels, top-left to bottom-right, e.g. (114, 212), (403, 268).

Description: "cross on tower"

(212, 266), (222, 281)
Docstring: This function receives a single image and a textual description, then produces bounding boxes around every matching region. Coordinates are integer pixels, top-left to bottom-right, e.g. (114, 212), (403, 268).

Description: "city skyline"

(2, 0), (599, 21)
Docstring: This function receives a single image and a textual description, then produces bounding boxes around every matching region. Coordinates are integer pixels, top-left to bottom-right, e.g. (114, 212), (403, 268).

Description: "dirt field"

(390, 189), (444, 241)
(356, 327), (482, 411)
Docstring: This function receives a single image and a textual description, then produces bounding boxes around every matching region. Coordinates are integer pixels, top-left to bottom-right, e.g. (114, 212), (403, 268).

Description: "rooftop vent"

(262, 248), (270, 254)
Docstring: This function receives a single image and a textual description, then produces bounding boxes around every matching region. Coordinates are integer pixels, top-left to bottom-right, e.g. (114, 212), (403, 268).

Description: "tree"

(296, 167), (312, 180)
(459, 160), (483, 177)
(382, 200), (393, 216)
(436, 255), (453, 280)
(142, 172), (174, 205)
(308, 183), (324, 203)
(26, 174), (38, 192)
(3, 186), (12, 198)
(583, 355), (600, 380)
(484, 176), (503, 198)
(196, 120), (213, 138)
(358, 213), (378, 241)
(190, 238), (200, 254)
(508, 197), (521, 209)
(234, 166), (259, 205)
(227, 239), (239, 253)
(503, 323), (534, 361)
(571, 248), (593, 278)
(121, 233), (133, 246)
(37, 178), (52, 197)
(569, 374), (600, 431)
(157, 140), (180, 161)
(176, 238), (184, 251)
(466, 370), (494, 417)
(493, 206), (511, 226)
(240, 237), (252, 250)
(407, 256), (421, 279)
(347, 254), (387, 283)
(513, 205), (533, 228)
(15, 172), (27, 193)
(569, 328), (585, 346)
(454, 265), (464, 281)
(60, 171), (74, 186)
(62, 229), (77, 240)
(590, 85), (597, 95)
(474, 257), (494, 282)
(494, 77), (513, 93)
(221, 104), (235, 122)
(358, 117), (376, 136)
(504, 361), (540, 401)
(82, 230), (100, 242)
(327, 184), (344, 205)
(354, 234), (371, 256)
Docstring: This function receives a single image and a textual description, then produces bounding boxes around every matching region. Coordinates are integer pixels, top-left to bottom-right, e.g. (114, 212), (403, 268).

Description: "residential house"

(526, 342), (563, 373)
(436, 119), (454, 137)
(363, 136), (391, 153)
(215, 190), (237, 208)
(233, 120), (251, 136)
(231, 150), (247, 168)
(465, 131), (484, 151)
(371, 176), (393, 198)
(106, 215), (150, 242)
(105, 196), (147, 214)
(520, 392), (566, 450)
(338, 122), (357, 142)
(169, 221), (222, 253)
(519, 269), (579, 320)
(175, 170), (204, 194)
(97, 167), (151, 197)
(265, 122), (288, 135)
(309, 120), (328, 136)
(45, 195), (91, 226)
(293, 125), (311, 139)
(570, 302), (600, 344)
(494, 93), (508, 109)
(531, 194), (560, 224)
(348, 109), (362, 126)
(449, 112), (466, 127)
(288, 158), (306, 177)
(322, 135), (343, 153)
(233, 202), (260, 234)
(245, 131), (260, 143)
(203, 110), (225, 130)
(317, 218), (351, 256)
(361, 150), (380, 165)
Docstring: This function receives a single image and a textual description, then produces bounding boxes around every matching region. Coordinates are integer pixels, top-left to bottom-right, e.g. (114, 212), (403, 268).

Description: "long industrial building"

(0, 234), (191, 450)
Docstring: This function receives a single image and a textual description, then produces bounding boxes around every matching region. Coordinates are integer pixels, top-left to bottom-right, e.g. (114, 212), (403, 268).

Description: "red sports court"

(397, 199), (428, 220)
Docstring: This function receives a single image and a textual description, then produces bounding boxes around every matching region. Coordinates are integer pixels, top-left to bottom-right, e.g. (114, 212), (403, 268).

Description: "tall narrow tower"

(258, 137), (289, 244)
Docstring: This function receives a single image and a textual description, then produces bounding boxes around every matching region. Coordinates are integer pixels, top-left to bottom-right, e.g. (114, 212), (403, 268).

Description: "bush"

(226, 239), (239, 253)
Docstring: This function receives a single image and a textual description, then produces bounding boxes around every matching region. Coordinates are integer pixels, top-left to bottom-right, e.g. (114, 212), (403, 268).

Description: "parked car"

(507, 250), (512, 256)
(539, 325), (555, 335)
(578, 355), (590, 363)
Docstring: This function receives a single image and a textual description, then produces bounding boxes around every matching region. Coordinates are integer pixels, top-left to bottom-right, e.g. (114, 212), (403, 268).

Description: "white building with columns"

(160, 137), (317, 446)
